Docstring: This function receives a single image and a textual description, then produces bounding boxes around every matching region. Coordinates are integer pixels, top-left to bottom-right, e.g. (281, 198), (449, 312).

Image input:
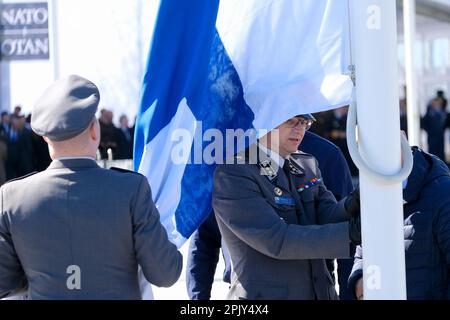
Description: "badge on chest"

(274, 196), (295, 206)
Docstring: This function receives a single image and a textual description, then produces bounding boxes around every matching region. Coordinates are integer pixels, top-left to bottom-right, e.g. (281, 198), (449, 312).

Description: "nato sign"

(0, 2), (49, 61)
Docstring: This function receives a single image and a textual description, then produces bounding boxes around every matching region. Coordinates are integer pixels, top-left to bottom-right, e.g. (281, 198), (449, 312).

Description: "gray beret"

(31, 75), (100, 141)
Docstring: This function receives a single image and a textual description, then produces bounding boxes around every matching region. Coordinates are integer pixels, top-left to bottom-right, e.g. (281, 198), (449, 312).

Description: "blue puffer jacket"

(348, 147), (450, 299)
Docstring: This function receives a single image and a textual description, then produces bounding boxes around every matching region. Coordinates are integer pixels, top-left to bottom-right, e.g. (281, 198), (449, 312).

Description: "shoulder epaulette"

(222, 149), (250, 164)
(110, 167), (142, 175)
(291, 150), (313, 158)
(4, 171), (38, 185)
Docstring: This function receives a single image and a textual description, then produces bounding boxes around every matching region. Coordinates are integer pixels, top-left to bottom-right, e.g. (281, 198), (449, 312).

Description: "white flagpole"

(349, 0), (407, 299)
(403, 0), (421, 147)
(48, 0), (60, 80)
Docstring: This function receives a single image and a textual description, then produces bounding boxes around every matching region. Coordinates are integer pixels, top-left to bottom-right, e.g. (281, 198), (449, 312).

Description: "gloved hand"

(349, 214), (361, 245)
(344, 186), (360, 218)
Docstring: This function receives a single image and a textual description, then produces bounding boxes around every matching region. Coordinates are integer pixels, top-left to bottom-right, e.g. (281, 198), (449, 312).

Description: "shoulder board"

(4, 171), (38, 185)
(110, 167), (142, 175)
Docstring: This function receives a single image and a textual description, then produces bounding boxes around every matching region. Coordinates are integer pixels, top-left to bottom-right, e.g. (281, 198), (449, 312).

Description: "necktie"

(282, 160), (293, 192)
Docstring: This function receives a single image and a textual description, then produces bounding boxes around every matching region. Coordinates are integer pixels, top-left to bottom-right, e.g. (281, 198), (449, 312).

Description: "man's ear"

(43, 136), (49, 143)
(89, 121), (98, 141)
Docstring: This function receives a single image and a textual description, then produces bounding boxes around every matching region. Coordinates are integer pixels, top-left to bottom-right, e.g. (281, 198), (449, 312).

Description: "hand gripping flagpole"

(345, 0), (412, 299)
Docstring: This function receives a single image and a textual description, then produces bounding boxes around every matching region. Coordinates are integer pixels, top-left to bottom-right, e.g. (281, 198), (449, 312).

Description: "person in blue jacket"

(348, 147), (450, 300)
(186, 129), (355, 300)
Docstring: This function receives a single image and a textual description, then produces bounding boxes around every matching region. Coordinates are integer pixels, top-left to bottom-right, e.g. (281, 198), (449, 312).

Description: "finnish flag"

(134, 0), (352, 248)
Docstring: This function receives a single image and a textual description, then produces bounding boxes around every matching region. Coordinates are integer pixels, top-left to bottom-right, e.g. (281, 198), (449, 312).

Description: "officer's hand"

(349, 214), (361, 245)
(344, 186), (360, 218)
(355, 278), (364, 300)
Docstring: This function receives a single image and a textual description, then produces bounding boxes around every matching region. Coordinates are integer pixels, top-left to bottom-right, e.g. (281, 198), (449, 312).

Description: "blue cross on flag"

(134, 0), (353, 247)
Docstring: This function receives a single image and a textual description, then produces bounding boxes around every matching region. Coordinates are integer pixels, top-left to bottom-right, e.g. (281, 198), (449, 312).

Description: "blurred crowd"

(0, 106), (134, 186)
(97, 109), (134, 160)
(0, 89), (447, 187)
(310, 89), (450, 176)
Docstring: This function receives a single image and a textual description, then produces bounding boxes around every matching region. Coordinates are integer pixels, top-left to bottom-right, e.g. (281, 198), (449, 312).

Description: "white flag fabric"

(216, 0), (352, 132)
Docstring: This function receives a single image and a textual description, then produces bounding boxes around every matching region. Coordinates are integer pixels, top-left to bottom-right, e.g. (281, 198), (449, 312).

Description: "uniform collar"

(48, 158), (99, 170)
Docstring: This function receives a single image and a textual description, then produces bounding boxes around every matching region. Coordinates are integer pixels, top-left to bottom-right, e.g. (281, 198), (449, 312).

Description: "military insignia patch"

(274, 187), (283, 196)
(286, 159), (304, 176)
(259, 159), (278, 181)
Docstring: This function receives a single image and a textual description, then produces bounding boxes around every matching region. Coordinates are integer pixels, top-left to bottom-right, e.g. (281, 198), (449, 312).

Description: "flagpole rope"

(347, 0), (356, 85)
(347, 88), (414, 184)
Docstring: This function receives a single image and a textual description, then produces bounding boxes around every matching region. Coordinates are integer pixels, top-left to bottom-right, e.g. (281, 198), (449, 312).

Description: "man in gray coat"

(0, 75), (182, 299)
(213, 114), (361, 300)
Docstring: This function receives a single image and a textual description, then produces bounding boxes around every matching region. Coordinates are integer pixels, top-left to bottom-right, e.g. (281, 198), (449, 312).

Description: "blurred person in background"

(5, 115), (33, 180)
(116, 114), (134, 159)
(422, 98), (446, 162)
(98, 109), (119, 159)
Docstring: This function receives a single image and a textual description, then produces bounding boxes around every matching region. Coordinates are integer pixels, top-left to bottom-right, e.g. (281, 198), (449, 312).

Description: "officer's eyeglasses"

(284, 117), (313, 131)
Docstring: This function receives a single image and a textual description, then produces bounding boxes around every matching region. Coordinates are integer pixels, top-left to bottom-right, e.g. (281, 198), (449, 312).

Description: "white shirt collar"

(402, 178), (408, 189)
(402, 178), (409, 204)
(258, 143), (286, 169)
